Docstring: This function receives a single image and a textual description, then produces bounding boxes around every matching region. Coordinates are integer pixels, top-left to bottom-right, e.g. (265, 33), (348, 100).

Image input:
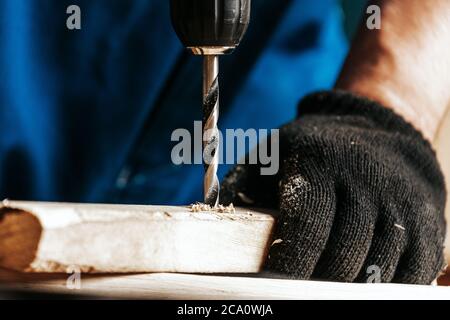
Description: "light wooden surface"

(434, 104), (450, 261)
(1, 268), (450, 300)
(0, 201), (275, 273)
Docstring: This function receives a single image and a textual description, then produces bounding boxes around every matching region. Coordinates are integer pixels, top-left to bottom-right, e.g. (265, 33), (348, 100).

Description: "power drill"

(170, 0), (251, 207)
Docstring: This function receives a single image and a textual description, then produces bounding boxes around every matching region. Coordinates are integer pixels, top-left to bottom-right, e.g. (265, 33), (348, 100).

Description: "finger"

(355, 210), (407, 283)
(392, 198), (447, 284)
(265, 161), (336, 280)
(392, 230), (446, 284)
(312, 185), (376, 282)
(392, 241), (445, 285)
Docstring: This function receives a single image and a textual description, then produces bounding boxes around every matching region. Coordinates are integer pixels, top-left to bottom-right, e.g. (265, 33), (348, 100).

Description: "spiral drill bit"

(170, 0), (251, 206)
(202, 56), (220, 207)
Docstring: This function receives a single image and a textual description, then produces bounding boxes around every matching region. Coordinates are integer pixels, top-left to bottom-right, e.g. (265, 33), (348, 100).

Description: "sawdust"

(190, 203), (236, 214)
(190, 203), (211, 212)
(217, 204), (236, 213)
(394, 223), (406, 231)
(271, 239), (283, 247)
(28, 260), (97, 273)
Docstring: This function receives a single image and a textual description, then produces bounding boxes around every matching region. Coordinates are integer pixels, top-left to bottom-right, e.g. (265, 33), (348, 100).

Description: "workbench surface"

(1, 268), (450, 300)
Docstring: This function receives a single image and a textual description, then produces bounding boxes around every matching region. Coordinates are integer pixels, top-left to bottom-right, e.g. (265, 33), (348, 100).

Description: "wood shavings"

(271, 239), (283, 247)
(190, 203), (212, 212)
(216, 203), (235, 213)
(190, 203), (236, 214)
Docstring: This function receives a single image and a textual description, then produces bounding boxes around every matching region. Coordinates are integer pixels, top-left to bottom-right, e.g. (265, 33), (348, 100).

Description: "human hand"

(221, 91), (446, 284)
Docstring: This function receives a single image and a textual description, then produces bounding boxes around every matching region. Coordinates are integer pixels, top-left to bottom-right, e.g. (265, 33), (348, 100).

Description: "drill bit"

(170, 0), (251, 207)
(202, 55), (220, 207)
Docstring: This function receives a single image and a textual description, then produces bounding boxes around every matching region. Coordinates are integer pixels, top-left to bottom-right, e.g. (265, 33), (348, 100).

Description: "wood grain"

(1, 268), (450, 300)
(0, 201), (275, 274)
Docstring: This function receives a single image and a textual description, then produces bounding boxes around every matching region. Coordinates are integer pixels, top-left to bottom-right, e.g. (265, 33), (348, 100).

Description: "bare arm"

(336, 0), (450, 141)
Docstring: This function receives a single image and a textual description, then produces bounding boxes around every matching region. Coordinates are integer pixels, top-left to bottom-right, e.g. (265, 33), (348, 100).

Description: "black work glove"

(220, 91), (447, 284)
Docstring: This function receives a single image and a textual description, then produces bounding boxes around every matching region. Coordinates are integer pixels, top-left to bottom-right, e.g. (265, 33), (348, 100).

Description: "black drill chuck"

(170, 0), (251, 54)
(170, 0), (251, 206)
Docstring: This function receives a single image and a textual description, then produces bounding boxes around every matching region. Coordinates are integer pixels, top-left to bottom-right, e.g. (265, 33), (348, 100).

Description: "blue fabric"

(0, 0), (349, 205)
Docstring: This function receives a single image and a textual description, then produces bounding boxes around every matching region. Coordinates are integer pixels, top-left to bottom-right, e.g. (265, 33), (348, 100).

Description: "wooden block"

(1, 268), (450, 300)
(0, 201), (275, 274)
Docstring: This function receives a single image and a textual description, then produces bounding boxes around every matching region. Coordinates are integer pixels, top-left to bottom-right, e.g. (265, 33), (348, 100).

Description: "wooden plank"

(0, 200), (275, 273)
(1, 268), (450, 300)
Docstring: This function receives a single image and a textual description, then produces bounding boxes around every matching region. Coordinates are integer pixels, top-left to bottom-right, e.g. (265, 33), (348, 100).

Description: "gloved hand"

(220, 91), (447, 284)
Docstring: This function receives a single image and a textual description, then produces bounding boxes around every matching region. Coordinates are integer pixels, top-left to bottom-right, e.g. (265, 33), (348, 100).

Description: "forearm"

(336, 0), (450, 141)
